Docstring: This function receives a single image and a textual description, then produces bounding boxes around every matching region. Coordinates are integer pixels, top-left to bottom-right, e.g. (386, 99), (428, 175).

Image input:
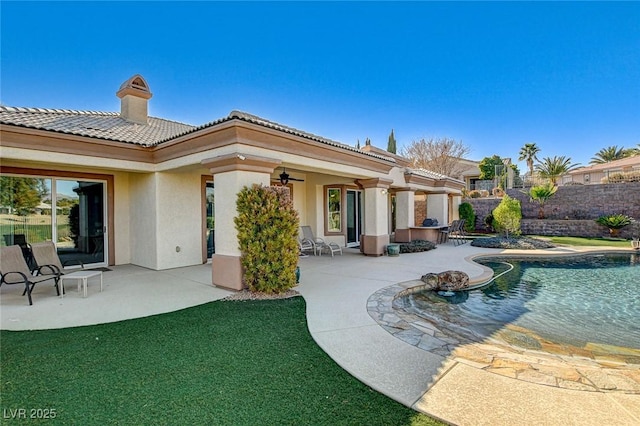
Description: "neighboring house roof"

(407, 168), (465, 185)
(0, 106), (396, 163)
(568, 155), (640, 174)
(458, 163), (481, 178)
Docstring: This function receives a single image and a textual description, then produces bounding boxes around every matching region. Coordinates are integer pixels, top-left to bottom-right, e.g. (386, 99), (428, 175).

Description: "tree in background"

(387, 129), (397, 154)
(0, 176), (48, 216)
(590, 145), (633, 164)
(518, 143), (541, 176)
(492, 195), (521, 238)
(535, 156), (580, 185)
(356, 139), (360, 149)
(400, 137), (471, 177)
(526, 182), (557, 219)
(365, 137), (371, 146)
(478, 155), (504, 180)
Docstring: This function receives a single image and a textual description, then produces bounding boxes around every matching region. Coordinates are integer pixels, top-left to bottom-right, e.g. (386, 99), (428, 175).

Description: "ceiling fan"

(272, 168), (305, 185)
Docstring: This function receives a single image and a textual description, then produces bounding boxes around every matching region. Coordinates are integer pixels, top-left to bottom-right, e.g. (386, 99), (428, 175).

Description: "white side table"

(60, 270), (103, 298)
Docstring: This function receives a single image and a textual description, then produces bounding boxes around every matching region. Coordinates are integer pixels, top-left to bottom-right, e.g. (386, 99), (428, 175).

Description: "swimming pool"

(402, 252), (640, 350)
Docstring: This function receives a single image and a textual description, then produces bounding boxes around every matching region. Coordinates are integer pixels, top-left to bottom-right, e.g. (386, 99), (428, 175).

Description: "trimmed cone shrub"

(235, 185), (300, 294)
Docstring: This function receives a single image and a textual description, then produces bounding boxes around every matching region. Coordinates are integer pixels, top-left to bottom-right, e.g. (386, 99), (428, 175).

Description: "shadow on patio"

(1, 263), (232, 331)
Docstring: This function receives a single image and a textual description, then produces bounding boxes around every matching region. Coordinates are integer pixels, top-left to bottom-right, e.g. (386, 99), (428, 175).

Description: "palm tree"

(527, 183), (557, 219)
(518, 143), (541, 177)
(589, 145), (632, 164)
(535, 156), (580, 185)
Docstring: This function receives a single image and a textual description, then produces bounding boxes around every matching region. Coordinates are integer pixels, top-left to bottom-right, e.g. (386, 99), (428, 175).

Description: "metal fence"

(0, 215), (70, 246)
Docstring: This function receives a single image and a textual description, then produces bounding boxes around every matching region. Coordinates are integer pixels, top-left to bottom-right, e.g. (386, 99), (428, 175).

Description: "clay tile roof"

(0, 106), (396, 163)
(218, 110), (396, 162)
(0, 106), (196, 146)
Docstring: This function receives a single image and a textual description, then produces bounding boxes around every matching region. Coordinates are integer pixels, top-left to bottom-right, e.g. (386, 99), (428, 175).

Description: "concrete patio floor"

(1, 243), (638, 425)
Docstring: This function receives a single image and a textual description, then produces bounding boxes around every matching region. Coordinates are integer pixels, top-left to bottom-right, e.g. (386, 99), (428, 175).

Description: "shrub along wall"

(465, 182), (640, 238)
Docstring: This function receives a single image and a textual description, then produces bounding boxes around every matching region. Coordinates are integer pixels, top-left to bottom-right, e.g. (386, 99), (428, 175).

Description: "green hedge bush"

(459, 202), (476, 232)
(492, 195), (521, 238)
(235, 185), (299, 294)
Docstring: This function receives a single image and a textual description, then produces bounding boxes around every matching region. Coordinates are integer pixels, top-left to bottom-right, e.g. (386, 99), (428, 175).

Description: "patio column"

(427, 192), (449, 226)
(202, 153), (281, 291)
(451, 195), (462, 220)
(394, 188), (415, 243)
(358, 178), (393, 256)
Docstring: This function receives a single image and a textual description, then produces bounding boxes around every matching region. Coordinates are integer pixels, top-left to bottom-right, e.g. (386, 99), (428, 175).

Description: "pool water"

(406, 253), (640, 349)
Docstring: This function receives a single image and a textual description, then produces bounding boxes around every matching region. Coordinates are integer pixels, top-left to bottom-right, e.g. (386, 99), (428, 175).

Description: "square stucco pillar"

(427, 193), (449, 225)
(451, 195), (462, 220)
(202, 153), (281, 291)
(394, 189), (415, 243)
(358, 178), (393, 256)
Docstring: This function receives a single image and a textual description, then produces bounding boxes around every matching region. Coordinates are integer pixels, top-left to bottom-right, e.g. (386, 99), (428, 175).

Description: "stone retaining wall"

(464, 182), (640, 238)
(521, 219), (636, 239)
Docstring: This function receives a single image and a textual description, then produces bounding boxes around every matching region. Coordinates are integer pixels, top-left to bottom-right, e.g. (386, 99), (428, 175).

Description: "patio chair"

(300, 226), (328, 256)
(451, 219), (467, 246)
(438, 220), (459, 244)
(299, 226), (343, 257)
(3, 234), (35, 270)
(30, 241), (84, 281)
(317, 242), (343, 257)
(298, 237), (314, 257)
(0, 245), (61, 305)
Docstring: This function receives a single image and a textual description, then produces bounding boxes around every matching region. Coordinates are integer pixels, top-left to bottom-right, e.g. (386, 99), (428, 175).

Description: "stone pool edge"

(366, 248), (640, 394)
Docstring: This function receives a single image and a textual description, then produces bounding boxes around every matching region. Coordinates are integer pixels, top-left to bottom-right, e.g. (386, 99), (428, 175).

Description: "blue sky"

(2, 1), (639, 171)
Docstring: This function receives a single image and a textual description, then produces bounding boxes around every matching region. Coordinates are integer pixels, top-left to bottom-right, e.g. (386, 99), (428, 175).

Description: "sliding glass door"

(0, 175), (107, 267)
(346, 189), (363, 247)
(206, 182), (215, 259)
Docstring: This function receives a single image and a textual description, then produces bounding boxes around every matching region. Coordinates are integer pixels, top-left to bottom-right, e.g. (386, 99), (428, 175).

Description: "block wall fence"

(464, 182), (640, 239)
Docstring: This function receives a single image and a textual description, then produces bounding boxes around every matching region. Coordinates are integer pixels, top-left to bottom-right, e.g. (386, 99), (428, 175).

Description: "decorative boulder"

(420, 273), (439, 289)
(437, 270), (470, 292)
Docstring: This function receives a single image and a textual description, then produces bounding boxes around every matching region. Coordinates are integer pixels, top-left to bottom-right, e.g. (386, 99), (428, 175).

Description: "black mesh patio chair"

(0, 245), (61, 305)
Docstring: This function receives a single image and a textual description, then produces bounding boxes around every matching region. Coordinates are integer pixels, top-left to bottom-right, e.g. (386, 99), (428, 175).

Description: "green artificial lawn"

(533, 235), (633, 248)
(1, 298), (442, 425)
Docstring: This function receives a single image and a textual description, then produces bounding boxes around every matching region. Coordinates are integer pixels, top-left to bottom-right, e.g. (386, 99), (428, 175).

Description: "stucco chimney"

(116, 74), (152, 124)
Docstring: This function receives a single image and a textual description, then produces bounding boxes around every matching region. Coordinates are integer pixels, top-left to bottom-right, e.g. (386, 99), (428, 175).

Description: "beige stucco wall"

(426, 194), (448, 225)
(129, 173), (159, 269)
(213, 170), (272, 257)
(364, 187), (389, 236)
(112, 172), (131, 265)
(155, 172), (203, 269)
(127, 171), (204, 270)
(289, 177), (307, 221)
(0, 146), (157, 173)
(395, 191), (415, 229)
(3, 131), (464, 270)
